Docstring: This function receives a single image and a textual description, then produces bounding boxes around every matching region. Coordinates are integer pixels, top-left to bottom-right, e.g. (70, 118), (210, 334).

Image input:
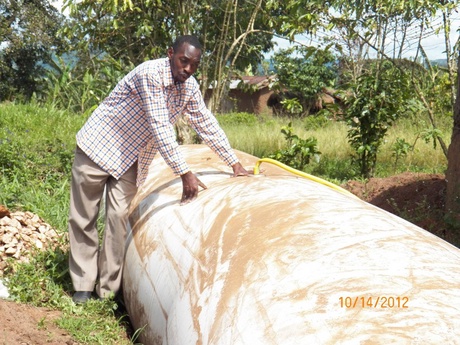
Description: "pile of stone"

(0, 205), (65, 276)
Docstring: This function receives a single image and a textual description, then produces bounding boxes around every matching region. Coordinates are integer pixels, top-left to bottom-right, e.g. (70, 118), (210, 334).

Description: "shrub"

(266, 122), (321, 171)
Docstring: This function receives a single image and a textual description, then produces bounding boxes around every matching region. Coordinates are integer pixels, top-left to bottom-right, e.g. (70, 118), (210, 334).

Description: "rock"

(0, 208), (66, 276)
(0, 205), (10, 218)
(5, 247), (16, 255)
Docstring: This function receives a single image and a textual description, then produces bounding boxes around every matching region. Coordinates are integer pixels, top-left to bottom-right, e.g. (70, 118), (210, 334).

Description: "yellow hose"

(253, 158), (358, 198)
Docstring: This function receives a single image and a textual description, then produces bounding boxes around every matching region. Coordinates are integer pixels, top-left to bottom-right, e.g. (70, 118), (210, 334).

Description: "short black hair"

(172, 35), (202, 52)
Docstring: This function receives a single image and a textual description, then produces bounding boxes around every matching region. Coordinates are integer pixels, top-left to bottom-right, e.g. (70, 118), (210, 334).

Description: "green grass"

(378, 118), (449, 174)
(0, 102), (86, 230)
(217, 112), (449, 181)
(216, 112), (291, 157)
(0, 103), (452, 343)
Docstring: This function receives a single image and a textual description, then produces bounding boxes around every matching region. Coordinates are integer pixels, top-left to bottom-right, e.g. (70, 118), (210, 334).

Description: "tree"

(343, 60), (412, 177)
(61, 0), (183, 66)
(324, 0), (460, 222)
(272, 46), (338, 116)
(0, 0), (65, 101)
(61, 0), (279, 113)
(203, 0), (283, 112)
(60, 0), (337, 113)
(445, 52), (460, 225)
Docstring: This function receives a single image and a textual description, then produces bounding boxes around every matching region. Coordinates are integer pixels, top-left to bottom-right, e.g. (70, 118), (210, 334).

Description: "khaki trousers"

(68, 146), (137, 298)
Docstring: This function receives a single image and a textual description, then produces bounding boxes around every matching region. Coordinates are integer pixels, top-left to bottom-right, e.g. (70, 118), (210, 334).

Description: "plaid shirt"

(76, 58), (239, 186)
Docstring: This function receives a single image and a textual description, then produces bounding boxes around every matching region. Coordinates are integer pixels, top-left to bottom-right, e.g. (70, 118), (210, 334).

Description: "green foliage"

(4, 246), (71, 307)
(400, 98), (426, 121)
(304, 114), (331, 130)
(391, 138), (413, 170)
(420, 126), (444, 150)
(387, 125), (445, 172)
(266, 122), (321, 171)
(0, 0), (66, 101)
(265, 0), (327, 39)
(272, 46), (338, 116)
(308, 156), (359, 182)
(428, 70), (454, 116)
(42, 55), (131, 115)
(343, 60), (413, 178)
(216, 112), (258, 126)
(280, 98), (303, 115)
(0, 103), (84, 229)
(62, 0), (187, 65)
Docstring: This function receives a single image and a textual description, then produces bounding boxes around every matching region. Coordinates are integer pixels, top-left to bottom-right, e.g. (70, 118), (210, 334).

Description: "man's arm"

(185, 89), (250, 177)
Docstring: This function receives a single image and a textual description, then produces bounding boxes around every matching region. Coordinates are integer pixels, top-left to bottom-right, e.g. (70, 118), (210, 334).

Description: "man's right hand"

(180, 171), (207, 205)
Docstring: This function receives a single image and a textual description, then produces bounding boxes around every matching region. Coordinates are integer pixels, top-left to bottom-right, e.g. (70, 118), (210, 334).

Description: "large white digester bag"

(123, 145), (460, 345)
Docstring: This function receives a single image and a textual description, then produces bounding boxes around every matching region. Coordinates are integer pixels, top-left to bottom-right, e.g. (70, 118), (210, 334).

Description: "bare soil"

(0, 299), (77, 345)
(343, 171), (452, 242)
(0, 172), (455, 344)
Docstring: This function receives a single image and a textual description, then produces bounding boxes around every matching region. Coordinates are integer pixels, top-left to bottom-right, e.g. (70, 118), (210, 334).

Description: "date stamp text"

(339, 296), (409, 308)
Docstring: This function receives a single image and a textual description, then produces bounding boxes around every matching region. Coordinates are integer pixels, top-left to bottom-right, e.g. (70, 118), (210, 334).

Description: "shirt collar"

(163, 58), (175, 88)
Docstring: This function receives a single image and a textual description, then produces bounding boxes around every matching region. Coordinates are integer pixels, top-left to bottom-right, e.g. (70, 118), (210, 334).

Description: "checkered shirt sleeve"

(185, 88), (239, 167)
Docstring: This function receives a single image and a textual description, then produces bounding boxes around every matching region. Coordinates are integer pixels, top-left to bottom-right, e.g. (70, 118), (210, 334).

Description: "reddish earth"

(0, 299), (77, 344)
(343, 172), (454, 243)
(0, 172), (456, 344)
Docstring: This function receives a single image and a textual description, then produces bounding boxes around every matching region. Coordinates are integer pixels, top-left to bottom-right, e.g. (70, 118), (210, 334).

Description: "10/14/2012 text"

(339, 296), (409, 308)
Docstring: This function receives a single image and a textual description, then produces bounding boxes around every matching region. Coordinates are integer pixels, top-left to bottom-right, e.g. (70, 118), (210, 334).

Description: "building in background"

(205, 75), (277, 115)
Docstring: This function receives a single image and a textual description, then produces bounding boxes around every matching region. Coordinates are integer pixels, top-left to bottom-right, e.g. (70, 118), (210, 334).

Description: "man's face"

(168, 43), (201, 83)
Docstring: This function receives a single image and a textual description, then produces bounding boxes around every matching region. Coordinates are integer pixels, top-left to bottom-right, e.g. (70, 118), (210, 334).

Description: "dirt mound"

(343, 172), (448, 239)
(0, 299), (77, 345)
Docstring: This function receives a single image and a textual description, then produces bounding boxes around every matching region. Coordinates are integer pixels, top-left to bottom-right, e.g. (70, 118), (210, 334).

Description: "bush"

(266, 122), (321, 171)
(304, 114), (331, 130)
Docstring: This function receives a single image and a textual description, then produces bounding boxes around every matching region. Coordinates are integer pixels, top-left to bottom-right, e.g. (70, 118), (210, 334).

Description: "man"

(69, 35), (249, 304)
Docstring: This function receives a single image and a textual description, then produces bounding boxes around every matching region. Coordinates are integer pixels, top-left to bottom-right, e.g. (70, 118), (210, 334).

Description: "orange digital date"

(339, 296), (409, 308)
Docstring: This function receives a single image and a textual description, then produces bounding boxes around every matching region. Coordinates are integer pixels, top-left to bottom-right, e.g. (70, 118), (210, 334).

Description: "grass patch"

(218, 112), (449, 182)
(0, 102), (85, 229)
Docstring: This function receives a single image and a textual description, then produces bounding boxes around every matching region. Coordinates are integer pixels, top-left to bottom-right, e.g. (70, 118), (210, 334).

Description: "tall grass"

(0, 102), (86, 231)
(217, 112), (450, 181)
(378, 118), (449, 174)
(216, 113), (350, 158)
